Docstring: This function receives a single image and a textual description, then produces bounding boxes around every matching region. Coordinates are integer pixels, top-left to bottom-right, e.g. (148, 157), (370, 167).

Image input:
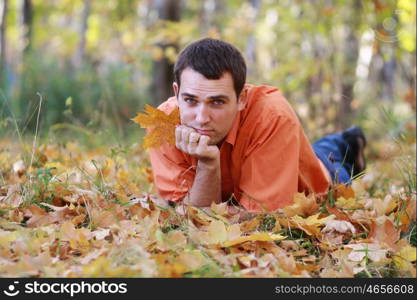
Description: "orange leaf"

(326, 205), (351, 222)
(333, 184), (355, 200)
(131, 105), (180, 149)
(368, 216), (400, 250)
(283, 193), (319, 217)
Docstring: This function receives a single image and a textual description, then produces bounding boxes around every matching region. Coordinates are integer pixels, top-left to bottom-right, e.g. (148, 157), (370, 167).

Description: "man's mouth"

(196, 129), (215, 136)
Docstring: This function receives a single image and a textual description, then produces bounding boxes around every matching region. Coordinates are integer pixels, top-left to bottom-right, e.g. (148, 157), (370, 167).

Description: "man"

(149, 38), (366, 212)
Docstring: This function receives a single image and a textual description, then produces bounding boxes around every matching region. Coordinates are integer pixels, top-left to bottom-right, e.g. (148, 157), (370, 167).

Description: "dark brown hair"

(174, 38), (247, 98)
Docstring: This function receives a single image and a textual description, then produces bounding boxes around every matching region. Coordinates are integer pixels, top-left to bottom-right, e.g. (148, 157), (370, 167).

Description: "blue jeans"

(313, 133), (353, 184)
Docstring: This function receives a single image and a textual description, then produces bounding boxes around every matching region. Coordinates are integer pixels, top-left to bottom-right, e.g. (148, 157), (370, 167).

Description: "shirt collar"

(224, 109), (241, 146)
(223, 84), (251, 146)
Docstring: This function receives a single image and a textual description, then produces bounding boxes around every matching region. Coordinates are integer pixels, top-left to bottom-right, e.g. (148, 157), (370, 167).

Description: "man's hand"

(175, 125), (219, 162)
(175, 125), (221, 207)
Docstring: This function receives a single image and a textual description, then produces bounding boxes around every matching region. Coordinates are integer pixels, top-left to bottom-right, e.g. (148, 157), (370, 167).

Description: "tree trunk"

(20, 0), (33, 55)
(73, 0), (91, 68)
(151, 0), (182, 106)
(337, 0), (361, 130)
(0, 0), (8, 86)
(18, 0), (34, 129)
(245, 0), (261, 79)
(199, 0), (224, 35)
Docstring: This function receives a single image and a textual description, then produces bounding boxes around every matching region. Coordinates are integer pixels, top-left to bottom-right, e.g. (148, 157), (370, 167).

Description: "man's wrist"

(197, 155), (220, 169)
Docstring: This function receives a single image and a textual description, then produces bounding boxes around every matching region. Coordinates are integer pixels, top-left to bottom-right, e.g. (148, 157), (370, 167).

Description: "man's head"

(173, 38), (247, 145)
(174, 38), (247, 98)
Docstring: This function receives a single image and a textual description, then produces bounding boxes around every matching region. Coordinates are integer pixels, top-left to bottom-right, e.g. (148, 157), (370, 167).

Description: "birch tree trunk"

(245, 0), (261, 79)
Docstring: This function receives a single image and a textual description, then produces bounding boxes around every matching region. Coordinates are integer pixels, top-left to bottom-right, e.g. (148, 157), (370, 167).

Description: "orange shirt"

(149, 84), (330, 212)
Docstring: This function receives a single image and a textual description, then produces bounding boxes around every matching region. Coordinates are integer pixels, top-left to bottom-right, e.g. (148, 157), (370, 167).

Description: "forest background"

(0, 0), (415, 142)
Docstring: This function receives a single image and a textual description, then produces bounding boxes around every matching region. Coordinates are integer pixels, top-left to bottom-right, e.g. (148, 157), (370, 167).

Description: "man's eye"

(184, 98), (196, 104)
(212, 100), (225, 105)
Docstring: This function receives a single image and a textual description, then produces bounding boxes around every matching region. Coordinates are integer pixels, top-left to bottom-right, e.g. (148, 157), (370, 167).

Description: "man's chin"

(207, 137), (219, 146)
(211, 137), (226, 147)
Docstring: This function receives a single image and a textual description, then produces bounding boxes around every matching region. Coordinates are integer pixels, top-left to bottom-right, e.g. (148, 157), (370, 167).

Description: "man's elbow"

(182, 194), (212, 207)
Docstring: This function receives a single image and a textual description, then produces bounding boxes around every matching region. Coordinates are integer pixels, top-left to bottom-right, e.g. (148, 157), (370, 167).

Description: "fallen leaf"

(333, 184), (355, 200)
(59, 221), (91, 251)
(345, 243), (387, 263)
(156, 229), (187, 251)
(223, 232), (286, 247)
(290, 213), (335, 236)
(372, 194), (398, 216)
(13, 160), (26, 177)
(210, 202), (228, 216)
(336, 197), (363, 209)
(322, 220), (356, 234)
(283, 193), (319, 217)
(176, 250), (207, 272)
(392, 238), (416, 272)
(368, 216), (400, 250)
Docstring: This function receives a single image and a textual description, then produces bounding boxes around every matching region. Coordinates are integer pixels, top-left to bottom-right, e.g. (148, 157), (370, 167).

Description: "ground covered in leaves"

(0, 134), (415, 278)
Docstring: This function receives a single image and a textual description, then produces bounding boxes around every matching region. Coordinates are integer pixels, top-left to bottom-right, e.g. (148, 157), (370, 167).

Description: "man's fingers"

(181, 127), (191, 146)
(186, 133), (200, 154)
(175, 125), (201, 153)
(198, 135), (210, 146)
(175, 126), (182, 149)
(189, 132), (200, 144)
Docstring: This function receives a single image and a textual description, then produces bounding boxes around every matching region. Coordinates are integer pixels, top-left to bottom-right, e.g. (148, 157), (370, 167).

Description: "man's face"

(173, 68), (245, 145)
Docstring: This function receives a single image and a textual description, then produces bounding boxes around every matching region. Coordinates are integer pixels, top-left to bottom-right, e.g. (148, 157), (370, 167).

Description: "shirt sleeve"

(238, 114), (301, 212)
(149, 143), (196, 202)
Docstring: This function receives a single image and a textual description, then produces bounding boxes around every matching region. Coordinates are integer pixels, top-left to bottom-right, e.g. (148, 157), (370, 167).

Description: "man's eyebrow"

(181, 93), (230, 101)
(181, 92), (197, 98)
(208, 95), (230, 101)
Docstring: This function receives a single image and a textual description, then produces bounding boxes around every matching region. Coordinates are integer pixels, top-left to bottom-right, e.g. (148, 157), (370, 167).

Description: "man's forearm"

(184, 158), (221, 207)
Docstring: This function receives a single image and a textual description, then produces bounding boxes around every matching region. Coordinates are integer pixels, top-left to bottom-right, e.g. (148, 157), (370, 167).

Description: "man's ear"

(173, 82), (179, 100)
(237, 88), (248, 111)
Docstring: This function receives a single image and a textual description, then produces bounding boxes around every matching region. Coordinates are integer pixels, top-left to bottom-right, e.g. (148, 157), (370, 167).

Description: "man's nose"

(195, 105), (210, 124)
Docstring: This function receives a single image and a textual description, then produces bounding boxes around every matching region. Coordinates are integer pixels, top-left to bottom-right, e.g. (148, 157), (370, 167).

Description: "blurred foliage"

(0, 0), (415, 142)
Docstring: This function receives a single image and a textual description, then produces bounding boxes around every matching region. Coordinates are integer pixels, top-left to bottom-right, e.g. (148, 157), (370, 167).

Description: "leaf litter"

(0, 108), (415, 278)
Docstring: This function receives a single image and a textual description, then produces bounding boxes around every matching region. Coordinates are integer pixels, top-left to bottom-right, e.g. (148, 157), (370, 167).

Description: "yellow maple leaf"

(83, 256), (137, 277)
(290, 213), (335, 236)
(393, 245), (417, 271)
(208, 220), (228, 244)
(283, 192), (319, 217)
(131, 104), (180, 149)
(59, 221), (91, 251)
(335, 196), (363, 209)
(176, 250), (208, 272)
(223, 232), (286, 247)
(291, 213), (335, 226)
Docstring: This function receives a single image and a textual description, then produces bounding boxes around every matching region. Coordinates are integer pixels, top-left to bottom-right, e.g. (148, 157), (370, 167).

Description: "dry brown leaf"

(283, 193), (319, 217)
(333, 184), (355, 200)
(24, 205), (53, 227)
(13, 160), (26, 177)
(345, 243), (388, 263)
(322, 220), (356, 234)
(372, 194), (398, 216)
(1, 184), (24, 208)
(368, 216), (400, 250)
(325, 205), (351, 222)
(176, 250), (207, 272)
(290, 213), (335, 236)
(397, 197), (416, 232)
